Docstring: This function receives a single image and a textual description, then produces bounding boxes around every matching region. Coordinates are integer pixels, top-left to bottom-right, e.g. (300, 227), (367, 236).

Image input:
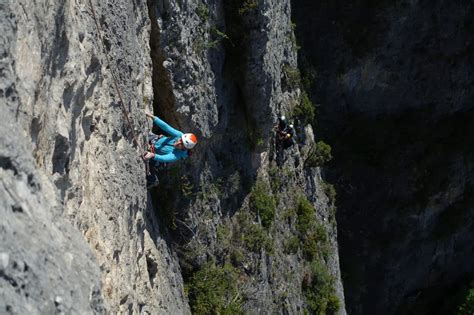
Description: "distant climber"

(144, 111), (198, 188)
(274, 115), (295, 149)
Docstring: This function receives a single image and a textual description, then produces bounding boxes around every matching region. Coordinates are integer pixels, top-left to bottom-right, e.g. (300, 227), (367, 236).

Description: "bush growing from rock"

(236, 211), (274, 254)
(296, 196), (315, 236)
(243, 223), (274, 254)
(230, 249), (244, 267)
(293, 196), (339, 312)
(302, 226), (328, 261)
(187, 262), (242, 315)
(284, 236), (300, 254)
(293, 90), (315, 124)
(459, 287), (474, 315)
(322, 182), (337, 205)
(238, 0), (258, 15)
(282, 64), (301, 90)
(303, 260), (340, 314)
(305, 141), (332, 167)
(195, 3), (209, 21)
(249, 180), (276, 228)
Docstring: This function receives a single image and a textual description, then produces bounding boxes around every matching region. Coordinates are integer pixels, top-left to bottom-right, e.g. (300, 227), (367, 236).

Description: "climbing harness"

(148, 140), (156, 154)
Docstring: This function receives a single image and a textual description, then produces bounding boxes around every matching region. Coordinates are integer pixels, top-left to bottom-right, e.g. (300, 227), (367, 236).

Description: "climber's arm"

(153, 152), (181, 163)
(154, 116), (184, 138)
(146, 111), (183, 138)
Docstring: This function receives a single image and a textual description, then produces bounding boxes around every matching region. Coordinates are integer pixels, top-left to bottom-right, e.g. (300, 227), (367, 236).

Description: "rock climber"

(274, 115), (295, 149)
(144, 111), (197, 188)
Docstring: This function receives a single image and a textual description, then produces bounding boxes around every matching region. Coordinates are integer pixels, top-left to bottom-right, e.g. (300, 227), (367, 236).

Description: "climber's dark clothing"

(281, 133), (294, 149)
(275, 117), (295, 149)
(146, 158), (161, 189)
(278, 118), (287, 131)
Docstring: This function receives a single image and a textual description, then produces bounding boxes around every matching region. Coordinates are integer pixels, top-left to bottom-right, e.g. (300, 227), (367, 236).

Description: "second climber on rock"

(274, 115), (295, 149)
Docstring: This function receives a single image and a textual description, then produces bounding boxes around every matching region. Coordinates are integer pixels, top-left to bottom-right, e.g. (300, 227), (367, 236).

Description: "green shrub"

(209, 27), (230, 49)
(294, 196), (337, 312)
(288, 22), (301, 51)
(180, 175), (194, 198)
(327, 293), (341, 313)
(284, 236), (300, 254)
(459, 288), (474, 315)
(187, 262), (242, 315)
(293, 90), (315, 124)
(296, 196), (316, 236)
(303, 260), (340, 314)
(314, 223), (327, 245)
(228, 171), (241, 194)
(255, 137), (265, 148)
(322, 182), (336, 205)
(194, 27), (229, 53)
(282, 207), (297, 223)
(238, 0), (258, 15)
(236, 211), (274, 254)
(249, 180), (276, 228)
(177, 240), (207, 278)
(196, 3), (209, 21)
(268, 165), (283, 192)
(282, 64), (301, 90)
(243, 223), (273, 254)
(302, 225), (328, 261)
(295, 197), (330, 259)
(217, 223), (232, 250)
(236, 211), (251, 227)
(305, 141), (332, 167)
(230, 249), (244, 266)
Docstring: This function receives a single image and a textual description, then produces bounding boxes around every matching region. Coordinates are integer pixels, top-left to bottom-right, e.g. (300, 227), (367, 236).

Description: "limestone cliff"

(148, 0), (346, 313)
(1, 0), (346, 313)
(2, 0), (187, 313)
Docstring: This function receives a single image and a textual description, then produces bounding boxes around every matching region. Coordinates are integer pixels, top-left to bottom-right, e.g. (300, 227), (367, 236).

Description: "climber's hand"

(145, 110), (154, 119)
(143, 152), (155, 160)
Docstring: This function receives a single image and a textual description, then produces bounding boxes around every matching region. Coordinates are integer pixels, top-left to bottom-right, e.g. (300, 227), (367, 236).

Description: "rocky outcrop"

(0, 105), (104, 315)
(149, 0), (346, 313)
(2, 0), (188, 313)
(2, 0), (347, 313)
(292, 0), (474, 313)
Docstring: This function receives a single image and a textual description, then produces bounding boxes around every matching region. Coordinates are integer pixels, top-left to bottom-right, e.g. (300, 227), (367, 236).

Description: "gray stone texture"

(2, 0), (348, 313)
(0, 105), (104, 315)
(150, 0), (346, 313)
(2, 0), (188, 313)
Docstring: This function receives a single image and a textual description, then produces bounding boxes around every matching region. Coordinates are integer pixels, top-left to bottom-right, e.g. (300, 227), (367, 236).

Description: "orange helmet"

(182, 133), (197, 149)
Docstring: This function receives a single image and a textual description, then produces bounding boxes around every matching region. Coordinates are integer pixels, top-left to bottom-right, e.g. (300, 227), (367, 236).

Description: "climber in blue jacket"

(144, 111), (198, 163)
(143, 111), (197, 188)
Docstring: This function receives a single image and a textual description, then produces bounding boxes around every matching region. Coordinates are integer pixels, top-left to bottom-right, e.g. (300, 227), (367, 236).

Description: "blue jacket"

(151, 116), (188, 163)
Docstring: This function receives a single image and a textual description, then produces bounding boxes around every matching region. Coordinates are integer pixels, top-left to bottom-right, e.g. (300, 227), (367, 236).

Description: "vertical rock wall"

(2, 0), (189, 313)
(0, 107), (105, 315)
(148, 0), (346, 313)
(2, 0), (349, 313)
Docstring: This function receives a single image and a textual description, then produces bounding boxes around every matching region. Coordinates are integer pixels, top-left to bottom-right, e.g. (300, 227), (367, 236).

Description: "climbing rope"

(88, 0), (144, 156)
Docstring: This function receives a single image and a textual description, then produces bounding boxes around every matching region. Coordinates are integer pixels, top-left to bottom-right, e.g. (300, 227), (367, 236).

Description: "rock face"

(2, 0), (188, 313)
(292, 0), (474, 314)
(0, 105), (104, 315)
(148, 0), (346, 313)
(2, 0), (347, 313)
